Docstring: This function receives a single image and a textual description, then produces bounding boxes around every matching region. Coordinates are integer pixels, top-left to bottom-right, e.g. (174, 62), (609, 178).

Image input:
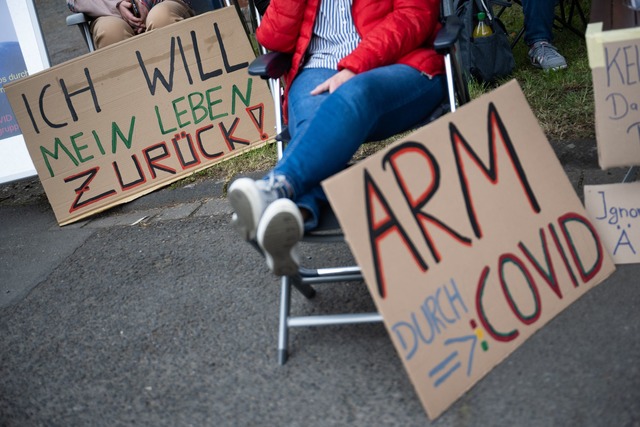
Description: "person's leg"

(228, 68), (333, 239)
(269, 69), (335, 230)
(145, 0), (195, 30)
(521, 0), (556, 45)
(90, 16), (135, 49)
(274, 64), (444, 226)
(285, 68), (335, 145)
(245, 63), (443, 236)
(230, 65), (445, 274)
(521, 0), (567, 70)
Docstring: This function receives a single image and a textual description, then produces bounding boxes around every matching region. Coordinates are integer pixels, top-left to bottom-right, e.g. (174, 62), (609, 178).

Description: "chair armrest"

(248, 51), (292, 80)
(66, 12), (89, 26)
(433, 14), (463, 54)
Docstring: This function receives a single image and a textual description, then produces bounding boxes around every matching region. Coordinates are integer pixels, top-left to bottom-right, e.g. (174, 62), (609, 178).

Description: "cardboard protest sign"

(322, 80), (615, 420)
(585, 182), (640, 264)
(586, 22), (640, 169)
(5, 7), (274, 225)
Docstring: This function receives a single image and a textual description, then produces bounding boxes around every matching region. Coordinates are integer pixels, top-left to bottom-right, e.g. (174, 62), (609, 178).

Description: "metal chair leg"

(66, 13), (95, 52)
(278, 275), (292, 365)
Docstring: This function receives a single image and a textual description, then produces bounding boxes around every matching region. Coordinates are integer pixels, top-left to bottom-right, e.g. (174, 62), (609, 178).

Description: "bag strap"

(473, 0), (510, 23)
(474, 0), (492, 20)
(454, 0), (509, 23)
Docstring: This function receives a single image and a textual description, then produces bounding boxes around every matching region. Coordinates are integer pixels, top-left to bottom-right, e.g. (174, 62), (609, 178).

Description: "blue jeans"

(270, 65), (445, 230)
(521, 0), (557, 46)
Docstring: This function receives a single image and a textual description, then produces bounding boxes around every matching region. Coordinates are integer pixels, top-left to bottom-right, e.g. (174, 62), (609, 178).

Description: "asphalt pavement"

(0, 1), (639, 426)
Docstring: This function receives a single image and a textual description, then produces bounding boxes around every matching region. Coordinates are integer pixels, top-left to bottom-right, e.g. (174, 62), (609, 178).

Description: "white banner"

(0, 0), (48, 183)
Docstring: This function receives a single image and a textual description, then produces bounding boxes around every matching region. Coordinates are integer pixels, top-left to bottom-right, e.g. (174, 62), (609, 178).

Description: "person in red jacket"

(229, 0), (446, 276)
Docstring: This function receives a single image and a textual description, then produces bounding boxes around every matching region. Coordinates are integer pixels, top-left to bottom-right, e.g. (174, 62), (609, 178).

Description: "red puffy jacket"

(256, 0), (445, 113)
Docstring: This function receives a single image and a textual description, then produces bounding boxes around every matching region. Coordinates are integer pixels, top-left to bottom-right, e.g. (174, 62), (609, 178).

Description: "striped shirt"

(304, 0), (361, 70)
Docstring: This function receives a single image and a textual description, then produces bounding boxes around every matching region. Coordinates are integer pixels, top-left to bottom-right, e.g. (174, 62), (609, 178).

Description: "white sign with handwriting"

(585, 182), (640, 264)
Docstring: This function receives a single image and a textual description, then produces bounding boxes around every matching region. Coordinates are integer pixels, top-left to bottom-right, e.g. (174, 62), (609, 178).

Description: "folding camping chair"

(244, 0), (470, 365)
(65, 0), (230, 52)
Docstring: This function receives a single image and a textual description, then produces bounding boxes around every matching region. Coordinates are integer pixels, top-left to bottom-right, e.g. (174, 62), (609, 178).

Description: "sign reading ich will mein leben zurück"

(5, 7), (274, 225)
(322, 81), (616, 420)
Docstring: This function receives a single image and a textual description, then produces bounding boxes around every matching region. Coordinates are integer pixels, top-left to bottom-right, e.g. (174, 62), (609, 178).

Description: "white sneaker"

(228, 176), (293, 240)
(228, 178), (276, 240)
(257, 199), (304, 276)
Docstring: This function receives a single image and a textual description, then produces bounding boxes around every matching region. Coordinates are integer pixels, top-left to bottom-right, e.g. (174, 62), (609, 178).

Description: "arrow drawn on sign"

(428, 334), (478, 388)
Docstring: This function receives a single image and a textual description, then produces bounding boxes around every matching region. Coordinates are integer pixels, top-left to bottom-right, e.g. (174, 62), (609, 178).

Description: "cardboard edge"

(586, 22), (605, 69)
(586, 22), (640, 69)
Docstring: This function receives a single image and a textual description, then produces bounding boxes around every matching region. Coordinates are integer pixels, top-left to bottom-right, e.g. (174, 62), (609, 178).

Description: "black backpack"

(454, 0), (516, 83)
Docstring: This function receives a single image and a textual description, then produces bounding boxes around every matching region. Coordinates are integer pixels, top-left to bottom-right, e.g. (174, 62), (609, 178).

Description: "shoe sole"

(530, 59), (567, 71)
(228, 179), (262, 241)
(258, 201), (303, 276)
(535, 63), (568, 71)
